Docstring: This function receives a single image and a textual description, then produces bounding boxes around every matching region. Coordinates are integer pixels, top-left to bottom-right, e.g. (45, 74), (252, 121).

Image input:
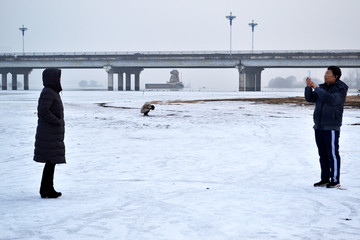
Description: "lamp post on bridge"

(226, 12), (236, 54)
(248, 20), (258, 52)
(19, 24), (28, 55)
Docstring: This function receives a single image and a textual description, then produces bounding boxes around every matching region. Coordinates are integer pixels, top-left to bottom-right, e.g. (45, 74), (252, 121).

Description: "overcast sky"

(1, 0), (359, 90)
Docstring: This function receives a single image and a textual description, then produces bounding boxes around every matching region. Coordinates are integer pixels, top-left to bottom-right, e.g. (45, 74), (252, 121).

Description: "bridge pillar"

(12, 73), (18, 90)
(110, 68), (143, 91)
(118, 72), (124, 91)
(5, 68), (33, 90)
(132, 68), (143, 91)
(238, 66), (263, 91)
(104, 66), (114, 91)
(255, 71), (261, 91)
(1, 71), (9, 90)
(238, 66), (245, 91)
(125, 72), (131, 91)
(23, 71), (33, 90)
(24, 74), (29, 90)
(108, 72), (114, 91)
(246, 73), (256, 91)
(135, 72), (140, 91)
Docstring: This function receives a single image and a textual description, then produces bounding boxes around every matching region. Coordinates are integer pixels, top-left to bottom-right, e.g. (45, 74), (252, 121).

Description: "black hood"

(43, 68), (62, 92)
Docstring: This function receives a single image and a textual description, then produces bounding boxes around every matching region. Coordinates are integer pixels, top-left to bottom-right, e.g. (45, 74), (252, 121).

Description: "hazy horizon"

(1, 0), (359, 90)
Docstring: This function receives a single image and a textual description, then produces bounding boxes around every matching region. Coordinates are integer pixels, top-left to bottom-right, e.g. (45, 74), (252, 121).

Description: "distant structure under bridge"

(145, 69), (184, 90)
(0, 50), (359, 91)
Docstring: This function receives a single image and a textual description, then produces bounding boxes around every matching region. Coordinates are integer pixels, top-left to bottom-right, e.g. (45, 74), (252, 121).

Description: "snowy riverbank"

(1, 91), (359, 240)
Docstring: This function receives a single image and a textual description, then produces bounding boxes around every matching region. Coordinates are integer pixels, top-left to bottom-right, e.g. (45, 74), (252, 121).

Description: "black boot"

(40, 162), (62, 198)
(313, 179), (330, 187)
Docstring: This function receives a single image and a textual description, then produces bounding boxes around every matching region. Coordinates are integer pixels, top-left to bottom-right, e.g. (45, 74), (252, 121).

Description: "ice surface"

(1, 91), (359, 240)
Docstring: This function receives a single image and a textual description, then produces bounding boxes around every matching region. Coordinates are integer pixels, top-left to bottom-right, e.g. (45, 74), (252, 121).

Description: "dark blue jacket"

(305, 80), (348, 131)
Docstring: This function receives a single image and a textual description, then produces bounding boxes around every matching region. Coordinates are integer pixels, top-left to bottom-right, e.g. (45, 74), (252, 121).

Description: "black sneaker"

(314, 180), (330, 187)
(326, 182), (340, 188)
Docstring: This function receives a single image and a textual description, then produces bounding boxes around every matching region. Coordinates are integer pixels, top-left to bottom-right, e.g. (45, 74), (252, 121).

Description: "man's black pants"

(315, 130), (341, 183)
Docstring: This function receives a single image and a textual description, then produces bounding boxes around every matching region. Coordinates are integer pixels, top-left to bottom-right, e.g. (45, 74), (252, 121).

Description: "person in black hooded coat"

(34, 68), (65, 198)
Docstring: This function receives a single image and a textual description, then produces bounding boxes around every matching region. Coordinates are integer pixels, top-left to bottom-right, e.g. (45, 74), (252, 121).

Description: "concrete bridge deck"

(1, 50), (359, 91)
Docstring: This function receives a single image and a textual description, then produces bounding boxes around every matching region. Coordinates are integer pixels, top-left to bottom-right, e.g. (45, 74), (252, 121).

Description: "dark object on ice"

(34, 68), (65, 198)
(141, 102), (155, 116)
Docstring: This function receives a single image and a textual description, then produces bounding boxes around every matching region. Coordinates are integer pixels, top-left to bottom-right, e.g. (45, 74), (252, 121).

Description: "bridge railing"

(1, 51), (246, 56)
(1, 49), (360, 57)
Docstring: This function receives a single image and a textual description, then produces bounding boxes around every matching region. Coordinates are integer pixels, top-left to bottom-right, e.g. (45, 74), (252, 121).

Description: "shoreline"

(151, 95), (360, 108)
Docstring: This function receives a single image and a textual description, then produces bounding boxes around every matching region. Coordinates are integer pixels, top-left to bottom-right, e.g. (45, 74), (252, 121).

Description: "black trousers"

(41, 161), (56, 190)
(315, 130), (341, 183)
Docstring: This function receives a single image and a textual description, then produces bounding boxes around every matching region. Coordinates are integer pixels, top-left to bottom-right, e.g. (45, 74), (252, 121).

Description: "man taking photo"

(305, 66), (348, 188)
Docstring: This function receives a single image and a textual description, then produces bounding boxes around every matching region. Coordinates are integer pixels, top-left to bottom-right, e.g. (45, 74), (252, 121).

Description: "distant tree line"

(78, 80), (102, 88)
(342, 69), (360, 89)
(267, 75), (320, 88)
(268, 69), (360, 89)
(0, 81), (23, 88)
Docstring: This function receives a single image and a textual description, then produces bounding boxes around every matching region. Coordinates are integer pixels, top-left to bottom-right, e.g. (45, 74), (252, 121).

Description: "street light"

(225, 12), (236, 54)
(19, 24), (28, 55)
(248, 20), (258, 52)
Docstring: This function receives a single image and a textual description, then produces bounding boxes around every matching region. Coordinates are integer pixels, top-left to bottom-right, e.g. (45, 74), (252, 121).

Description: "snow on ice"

(0, 90), (359, 240)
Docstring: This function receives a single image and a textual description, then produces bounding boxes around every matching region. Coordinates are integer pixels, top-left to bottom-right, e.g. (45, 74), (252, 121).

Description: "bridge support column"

(119, 68), (143, 91)
(238, 66), (263, 91)
(23, 69), (32, 90)
(238, 66), (245, 91)
(24, 72), (30, 90)
(1, 71), (9, 90)
(6, 68), (33, 90)
(104, 66), (114, 91)
(246, 73), (256, 91)
(108, 72), (114, 91)
(255, 71), (261, 91)
(118, 72), (124, 91)
(132, 68), (143, 91)
(12, 73), (18, 90)
(135, 72), (140, 91)
(135, 68), (143, 91)
(125, 72), (131, 91)
(106, 67), (143, 91)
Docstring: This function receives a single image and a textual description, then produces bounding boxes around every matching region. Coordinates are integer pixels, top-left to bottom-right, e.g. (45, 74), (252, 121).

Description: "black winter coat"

(34, 68), (66, 164)
(305, 80), (348, 131)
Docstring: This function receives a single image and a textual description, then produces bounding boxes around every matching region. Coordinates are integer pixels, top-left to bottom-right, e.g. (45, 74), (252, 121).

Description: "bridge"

(1, 50), (359, 91)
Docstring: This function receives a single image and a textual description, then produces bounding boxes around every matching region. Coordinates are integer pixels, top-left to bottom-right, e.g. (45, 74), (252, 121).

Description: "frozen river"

(0, 90), (359, 239)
